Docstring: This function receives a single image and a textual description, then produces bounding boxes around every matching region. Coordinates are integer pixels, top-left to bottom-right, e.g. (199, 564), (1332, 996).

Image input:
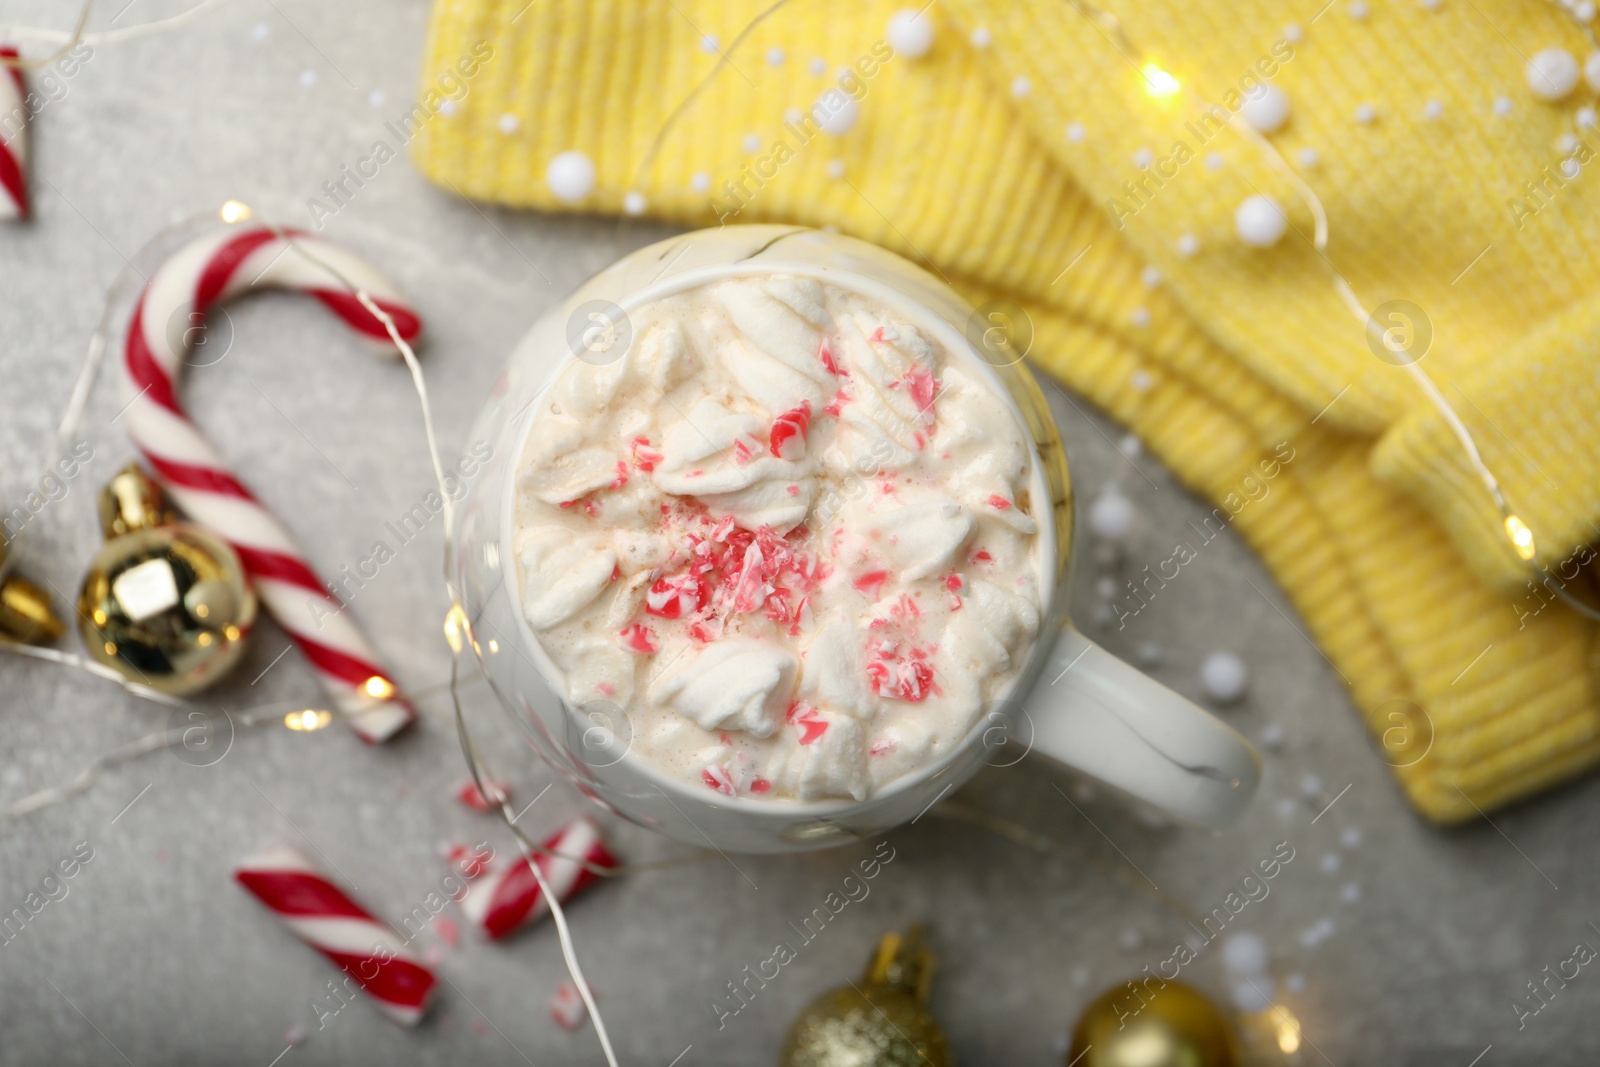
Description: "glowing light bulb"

(443, 604), (468, 653)
(1505, 514), (1536, 560)
(285, 709), (332, 731)
(1142, 64), (1181, 97)
(364, 675), (395, 699)
(219, 200), (252, 223)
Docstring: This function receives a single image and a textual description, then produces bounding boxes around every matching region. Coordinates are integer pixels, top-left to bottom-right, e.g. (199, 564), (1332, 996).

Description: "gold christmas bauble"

(780, 926), (951, 1067)
(1069, 979), (1239, 1067)
(76, 465), (256, 695)
(0, 542), (65, 645)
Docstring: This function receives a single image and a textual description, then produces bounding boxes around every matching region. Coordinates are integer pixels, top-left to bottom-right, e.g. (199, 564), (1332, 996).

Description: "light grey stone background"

(1, 2), (1595, 1064)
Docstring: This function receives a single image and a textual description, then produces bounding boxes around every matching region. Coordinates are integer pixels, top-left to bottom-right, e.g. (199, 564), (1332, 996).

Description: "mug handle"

(1027, 626), (1261, 829)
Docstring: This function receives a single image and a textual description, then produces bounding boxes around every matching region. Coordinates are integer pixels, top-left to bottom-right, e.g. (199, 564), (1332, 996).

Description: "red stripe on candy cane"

(118, 225), (422, 742)
(0, 46), (25, 220)
(464, 818), (617, 940)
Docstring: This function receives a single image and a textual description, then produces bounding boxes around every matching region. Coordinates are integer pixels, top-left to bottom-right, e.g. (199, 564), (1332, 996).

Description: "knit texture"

(411, 0), (1600, 821)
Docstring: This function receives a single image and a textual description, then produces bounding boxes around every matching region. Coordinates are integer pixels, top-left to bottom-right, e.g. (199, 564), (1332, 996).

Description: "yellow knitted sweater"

(412, 0), (1600, 822)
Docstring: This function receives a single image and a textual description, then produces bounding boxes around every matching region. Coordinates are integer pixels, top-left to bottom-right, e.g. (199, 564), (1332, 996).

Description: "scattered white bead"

(1299, 917), (1336, 948)
(1140, 266), (1163, 287)
(1240, 84), (1291, 133)
(809, 57), (828, 75)
(1259, 721), (1285, 749)
(1117, 432), (1143, 457)
(1130, 370), (1153, 392)
(1090, 602), (1115, 626)
(438, 99), (457, 117)
(1069, 965), (1092, 988)
(1300, 773), (1324, 797)
(1235, 195), (1287, 247)
(817, 95), (860, 135)
(1130, 307), (1151, 328)
(251, 22), (270, 40)
(1298, 147), (1320, 166)
(1199, 651), (1249, 703)
(546, 151), (597, 202)
(1349, 0), (1369, 17)
(1420, 0), (1442, 8)
(1561, 158), (1581, 179)
(1094, 576), (1118, 599)
(1423, 99), (1444, 120)
(1132, 147), (1154, 168)
(1283, 23), (1304, 43)
(766, 47), (785, 66)
(970, 26), (993, 47)
(1341, 882), (1363, 903)
(1221, 932), (1270, 976)
(743, 133), (763, 153)
(700, 34), (720, 54)
(1578, 1), (1597, 21)
(1205, 151), (1225, 171)
(690, 171), (712, 192)
(1319, 852), (1341, 873)
(1276, 797), (1298, 820)
(785, 107), (805, 124)
(298, 68), (317, 87)
(1231, 978), (1275, 1014)
(1286, 972), (1307, 993)
(1559, 132), (1580, 153)
(1136, 641), (1163, 667)
(368, 89), (386, 108)
(1011, 76), (1032, 98)
(1119, 927), (1143, 950)
(1340, 826), (1363, 848)
(497, 112), (520, 133)
(1527, 47), (1580, 100)
(1578, 107), (1598, 129)
(1585, 51), (1600, 92)
(1065, 121), (1087, 143)
(887, 9), (936, 59)
(1493, 95), (1514, 117)
(623, 191), (648, 216)
(825, 159), (846, 179)
(1088, 487), (1135, 541)
(1353, 102), (1377, 124)
(1175, 233), (1200, 257)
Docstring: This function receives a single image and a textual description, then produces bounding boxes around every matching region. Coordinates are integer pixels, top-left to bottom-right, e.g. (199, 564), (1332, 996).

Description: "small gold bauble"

(780, 925), (952, 1067)
(76, 465), (257, 695)
(1069, 979), (1239, 1067)
(0, 573), (65, 644)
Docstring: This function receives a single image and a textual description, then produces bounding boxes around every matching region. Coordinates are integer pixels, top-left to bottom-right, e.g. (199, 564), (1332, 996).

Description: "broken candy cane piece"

(460, 818), (617, 941)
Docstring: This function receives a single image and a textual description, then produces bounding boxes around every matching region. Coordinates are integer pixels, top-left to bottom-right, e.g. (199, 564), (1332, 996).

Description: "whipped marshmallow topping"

(513, 274), (1044, 802)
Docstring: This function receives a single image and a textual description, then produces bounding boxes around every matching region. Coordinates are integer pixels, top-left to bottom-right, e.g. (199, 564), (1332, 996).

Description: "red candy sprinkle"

(787, 700), (828, 745)
(865, 639), (937, 703)
(819, 339), (843, 376)
(618, 623), (660, 655)
(609, 461), (629, 490)
(646, 571), (709, 618)
(769, 400), (813, 460)
(905, 364), (938, 422)
(702, 766), (736, 795)
(987, 494), (1013, 510)
(972, 549), (993, 563)
(750, 777), (773, 794)
(631, 436), (662, 471)
(852, 569), (890, 599)
(456, 779), (510, 812)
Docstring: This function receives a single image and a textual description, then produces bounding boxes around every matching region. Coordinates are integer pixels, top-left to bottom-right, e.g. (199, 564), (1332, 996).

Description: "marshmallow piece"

(651, 640), (798, 738)
(657, 396), (765, 471)
(862, 497), (975, 580)
(518, 420), (619, 506)
(788, 711), (870, 800)
(714, 277), (836, 392)
(798, 611), (877, 719)
(635, 316), (693, 393)
(967, 580), (1041, 666)
(699, 474), (814, 534)
(717, 333), (828, 415)
(519, 527), (617, 629)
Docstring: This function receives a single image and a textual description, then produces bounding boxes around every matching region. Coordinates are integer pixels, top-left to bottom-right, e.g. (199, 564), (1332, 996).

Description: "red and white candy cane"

(119, 224), (422, 742)
(234, 844), (437, 1026)
(462, 817), (617, 940)
(0, 48), (28, 218)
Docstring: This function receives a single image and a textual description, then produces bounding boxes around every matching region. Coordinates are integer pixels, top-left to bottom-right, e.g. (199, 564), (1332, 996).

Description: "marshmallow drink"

(514, 275), (1045, 802)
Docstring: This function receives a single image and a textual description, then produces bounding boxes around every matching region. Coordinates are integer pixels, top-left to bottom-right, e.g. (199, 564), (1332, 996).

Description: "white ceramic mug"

(450, 225), (1260, 853)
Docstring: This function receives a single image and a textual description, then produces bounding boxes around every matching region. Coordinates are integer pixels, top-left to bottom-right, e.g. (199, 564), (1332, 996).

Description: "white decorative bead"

(970, 26), (992, 48)
(1205, 151), (1225, 170)
(546, 151), (596, 202)
(1140, 266), (1163, 287)
(825, 159), (846, 179)
(1283, 23), (1304, 42)
(1423, 99), (1444, 119)
(1199, 651), (1249, 703)
(1585, 51), (1600, 92)
(1065, 121), (1086, 143)
(1011, 76), (1032, 98)
(1528, 47), (1580, 100)
(809, 56), (827, 75)
(1221, 932), (1269, 976)
(887, 9), (936, 59)
(1135, 641), (1163, 667)
(1088, 487), (1134, 541)
(1559, 132), (1580, 153)
(1175, 233), (1199, 257)
(1130, 370), (1153, 392)
(1298, 147), (1320, 166)
(1235, 195), (1287, 246)
(1420, 0), (1442, 8)
(1130, 307), (1151, 328)
(742, 133), (762, 153)
(766, 47), (785, 66)
(699, 34), (720, 54)
(1493, 95), (1514, 117)
(1562, 158), (1581, 178)
(1579, 1), (1597, 22)
(1132, 147), (1154, 168)
(497, 112), (520, 133)
(1578, 106), (1598, 129)
(622, 191), (647, 216)
(1353, 102), (1377, 123)
(816, 95), (860, 136)
(1348, 0), (1369, 17)
(1240, 84), (1291, 133)
(690, 171), (711, 192)
(1117, 432), (1143, 457)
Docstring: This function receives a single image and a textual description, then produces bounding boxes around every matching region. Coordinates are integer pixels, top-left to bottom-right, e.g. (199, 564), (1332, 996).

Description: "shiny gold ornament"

(76, 464), (256, 695)
(780, 925), (951, 1067)
(1069, 979), (1239, 1067)
(0, 567), (65, 644)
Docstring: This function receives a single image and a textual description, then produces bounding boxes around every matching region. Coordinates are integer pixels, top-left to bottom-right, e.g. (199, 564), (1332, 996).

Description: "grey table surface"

(1, 2), (1596, 1064)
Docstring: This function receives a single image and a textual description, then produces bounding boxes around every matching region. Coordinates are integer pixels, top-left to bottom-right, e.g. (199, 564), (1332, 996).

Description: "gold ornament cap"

(0, 574), (66, 644)
(98, 463), (178, 541)
(780, 924), (951, 1067)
